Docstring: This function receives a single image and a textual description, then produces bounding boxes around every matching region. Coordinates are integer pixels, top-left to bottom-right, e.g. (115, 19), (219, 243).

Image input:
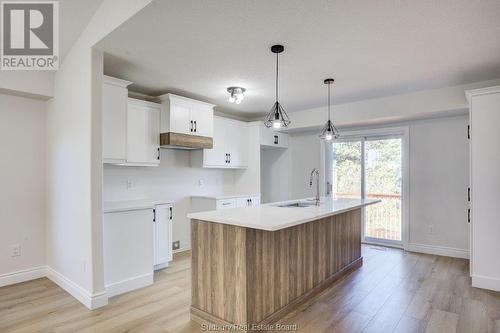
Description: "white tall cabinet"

(466, 86), (500, 292)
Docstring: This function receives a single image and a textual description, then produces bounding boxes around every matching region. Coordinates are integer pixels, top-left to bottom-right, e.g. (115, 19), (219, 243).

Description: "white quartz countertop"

(191, 193), (261, 200)
(103, 199), (174, 213)
(187, 197), (380, 231)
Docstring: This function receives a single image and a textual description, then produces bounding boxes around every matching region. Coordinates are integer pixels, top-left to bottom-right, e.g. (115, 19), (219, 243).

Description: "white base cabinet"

(191, 194), (261, 213)
(103, 201), (174, 297)
(466, 86), (500, 292)
(153, 204), (173, 270)
(103, 209), (154, 297)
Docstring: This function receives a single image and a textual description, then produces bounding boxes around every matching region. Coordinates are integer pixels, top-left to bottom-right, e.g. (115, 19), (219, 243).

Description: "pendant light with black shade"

(264, 45), (291, 129)
(319, 78), (339, 140)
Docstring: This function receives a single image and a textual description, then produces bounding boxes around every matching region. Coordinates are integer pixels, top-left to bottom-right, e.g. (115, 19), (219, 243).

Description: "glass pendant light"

(320, 78), (339, 140)
(264, 45), (291, 129)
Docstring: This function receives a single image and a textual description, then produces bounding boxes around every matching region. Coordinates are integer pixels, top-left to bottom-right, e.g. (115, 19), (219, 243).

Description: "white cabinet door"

(228, 122), (248, 168)
(102, 78), (130, 163)
(260, 124), (288, 148)
(249, 196), (260, 206)
(216, 199), (237, 209)
(127, 99), (160, 166)
(203, 116), (227, 166)
(154, 204), (173, 269)
(236, 196), (260, 207)
(190, 105), (213, 137)
(468, 88), (500, 289)
(170, 100), (191, 134)
(103, 209), (154, 296)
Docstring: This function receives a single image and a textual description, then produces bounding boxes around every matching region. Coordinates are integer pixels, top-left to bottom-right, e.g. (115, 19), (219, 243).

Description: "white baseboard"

(105, 272), (153, 298)
(406, 243), (470, 259)
(46, 267), (108, 309)
(0, 266), (46, 287)
(472, 275), (500, 292)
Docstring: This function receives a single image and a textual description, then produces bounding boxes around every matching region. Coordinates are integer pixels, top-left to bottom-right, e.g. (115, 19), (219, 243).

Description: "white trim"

(46, 267), (108, 309)
(0, 266), (46, 287)
(103, 75), (132, 88)
(465, 85), (500, 102)
(407, 243), (470, 259)
(472, 275), (500, 292)
(105, 272), (153, 298)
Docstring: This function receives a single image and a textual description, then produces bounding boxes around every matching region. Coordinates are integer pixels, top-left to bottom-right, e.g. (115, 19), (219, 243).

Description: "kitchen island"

(187, 197), (379, 329)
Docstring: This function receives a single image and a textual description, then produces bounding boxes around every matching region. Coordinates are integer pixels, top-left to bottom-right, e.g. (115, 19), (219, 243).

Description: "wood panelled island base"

(190, 208), (362, 329)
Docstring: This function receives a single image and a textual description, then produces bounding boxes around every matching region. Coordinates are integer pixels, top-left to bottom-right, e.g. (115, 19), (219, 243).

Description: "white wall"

(285, 115), (469, 256)
(409, 115), (469, 254)
(260, 148), (290, 203)
(103, 149), (235, 251)
(45, 0), (154, 309)
(288, 131), (322, 200)
(0, 94), (46, 279)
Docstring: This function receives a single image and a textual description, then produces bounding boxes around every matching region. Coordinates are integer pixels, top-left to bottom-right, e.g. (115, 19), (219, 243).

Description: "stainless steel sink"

(277, 201), (317, 208)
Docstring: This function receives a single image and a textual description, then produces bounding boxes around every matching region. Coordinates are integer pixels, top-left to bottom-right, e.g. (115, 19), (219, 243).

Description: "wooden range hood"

(160, 132), (213, 150)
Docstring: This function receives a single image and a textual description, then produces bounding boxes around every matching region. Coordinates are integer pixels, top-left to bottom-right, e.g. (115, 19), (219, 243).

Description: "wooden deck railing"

(336, 193), (402, 241)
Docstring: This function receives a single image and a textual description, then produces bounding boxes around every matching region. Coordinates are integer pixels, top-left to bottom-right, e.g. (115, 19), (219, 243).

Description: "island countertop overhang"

(187, 197), (380, 231)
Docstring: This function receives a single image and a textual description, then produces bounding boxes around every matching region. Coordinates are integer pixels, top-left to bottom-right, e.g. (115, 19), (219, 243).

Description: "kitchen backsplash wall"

(103, 148), (235, 251)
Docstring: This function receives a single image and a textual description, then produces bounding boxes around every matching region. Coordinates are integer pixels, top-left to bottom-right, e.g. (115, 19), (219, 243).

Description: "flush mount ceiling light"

(319, 78), (340, 141)
(227, 87), (246, 104)
(264, 44), (291, 129)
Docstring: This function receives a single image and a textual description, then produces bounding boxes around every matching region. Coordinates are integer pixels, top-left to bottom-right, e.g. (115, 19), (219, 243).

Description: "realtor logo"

(1, 1), (58, 70)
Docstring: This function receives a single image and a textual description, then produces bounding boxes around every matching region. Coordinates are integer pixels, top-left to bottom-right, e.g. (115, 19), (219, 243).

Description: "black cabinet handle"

(194, 120), (197, 132)
(274, 135), (279, 144)
(153, 209), (156, 222)
(467, 187), (470, 202)
(169, 207), (173, 220)
(229, 153), (231, 164)
(157, 148), (160, 160)
(468, 208), (470, 223)
(190, 120), (193, 132)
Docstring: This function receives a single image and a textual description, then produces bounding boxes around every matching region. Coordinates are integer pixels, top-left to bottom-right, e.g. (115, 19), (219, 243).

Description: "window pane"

(364, 138), (402, 241)
(332, 141), (362, 198)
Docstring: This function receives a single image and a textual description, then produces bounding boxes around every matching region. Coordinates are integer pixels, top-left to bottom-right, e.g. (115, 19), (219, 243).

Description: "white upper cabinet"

(102, 76), (161, 166)
(102, 76), (132, 164)
(193, 116), (249, 169)
(126, 98), (161, 166)
(260, 123), (289, 148)
(159, 93), (214, 137)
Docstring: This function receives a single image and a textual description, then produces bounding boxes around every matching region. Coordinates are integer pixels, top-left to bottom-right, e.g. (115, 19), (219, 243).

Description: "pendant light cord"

(328, 82), (331, 121)
(275, 52), (279, 102)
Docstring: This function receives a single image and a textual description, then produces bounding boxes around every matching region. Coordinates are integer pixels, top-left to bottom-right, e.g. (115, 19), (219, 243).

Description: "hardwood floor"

(1, 246), (499, 333)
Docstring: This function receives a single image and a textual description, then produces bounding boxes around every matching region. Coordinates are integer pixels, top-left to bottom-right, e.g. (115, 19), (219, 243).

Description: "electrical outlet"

(11, 244), (21, 257)
(428, 225), (434, 234)
(172, 240), (180, 251)
(198, 179), (204, 187)
(126, 180), (134, 189)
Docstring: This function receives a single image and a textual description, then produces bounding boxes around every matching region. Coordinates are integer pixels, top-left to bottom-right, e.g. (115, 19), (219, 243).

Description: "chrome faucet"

(309, 168), (320, 206)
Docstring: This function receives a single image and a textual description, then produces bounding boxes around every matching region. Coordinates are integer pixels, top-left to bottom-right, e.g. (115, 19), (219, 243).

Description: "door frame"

(324, 126), (410, 249)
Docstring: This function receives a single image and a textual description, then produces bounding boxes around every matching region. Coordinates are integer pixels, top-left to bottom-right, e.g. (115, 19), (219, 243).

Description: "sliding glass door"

(331, 133), (405, 245)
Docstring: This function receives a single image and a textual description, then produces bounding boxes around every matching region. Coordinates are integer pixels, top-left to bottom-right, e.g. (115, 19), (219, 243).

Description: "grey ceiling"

(96, 0), (500, 118)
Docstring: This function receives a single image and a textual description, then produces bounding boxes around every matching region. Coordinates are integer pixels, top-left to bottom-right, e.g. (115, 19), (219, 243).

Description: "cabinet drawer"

(216, 199), (237, 209)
